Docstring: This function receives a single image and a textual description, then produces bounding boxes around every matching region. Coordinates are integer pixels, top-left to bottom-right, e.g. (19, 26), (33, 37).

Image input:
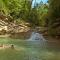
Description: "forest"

(0, 0), (60, 37)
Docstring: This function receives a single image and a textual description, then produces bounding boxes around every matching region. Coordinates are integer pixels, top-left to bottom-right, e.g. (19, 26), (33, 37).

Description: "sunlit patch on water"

(28, 32), (46, 41)
(0, 44), (26, 52)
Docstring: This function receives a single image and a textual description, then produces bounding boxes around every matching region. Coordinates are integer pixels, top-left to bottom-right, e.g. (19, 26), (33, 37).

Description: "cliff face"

(0, 14), (31, 39)
(0, 20), (30, 34)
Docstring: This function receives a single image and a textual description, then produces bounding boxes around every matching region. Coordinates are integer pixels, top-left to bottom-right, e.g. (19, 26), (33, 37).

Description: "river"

(0, 32), (60, 60)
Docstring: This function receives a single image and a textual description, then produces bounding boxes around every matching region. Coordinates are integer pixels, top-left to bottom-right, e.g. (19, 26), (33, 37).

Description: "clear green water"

(0, 37), (60, 60)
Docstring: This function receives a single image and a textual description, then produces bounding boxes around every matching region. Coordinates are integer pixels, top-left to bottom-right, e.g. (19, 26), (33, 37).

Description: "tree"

(48, 0), (60, 36)
(33, 1), (48, 26)
(0, 0), (32, 20)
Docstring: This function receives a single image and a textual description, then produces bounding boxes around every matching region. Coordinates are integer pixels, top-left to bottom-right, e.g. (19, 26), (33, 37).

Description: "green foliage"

(48, 0), (60, 36)
(27, 8), (40, 26)
(0, 0), (9, 15)
(0, 0), (32, 18)
(0, 0), (48, 27)
(34, 2), (48, 26)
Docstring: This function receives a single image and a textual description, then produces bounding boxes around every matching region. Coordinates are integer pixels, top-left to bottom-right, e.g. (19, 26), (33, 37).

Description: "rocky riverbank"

(0, 15), (32, 39)
(0, 14), (59, 39)
(0, 21), (31, 39)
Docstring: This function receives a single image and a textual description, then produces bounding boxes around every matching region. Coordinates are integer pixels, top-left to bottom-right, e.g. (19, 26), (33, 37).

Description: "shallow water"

(0, 33), (60, 60)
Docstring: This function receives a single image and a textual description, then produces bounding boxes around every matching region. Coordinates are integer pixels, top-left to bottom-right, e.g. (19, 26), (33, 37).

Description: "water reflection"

(0, 33), (60, 60)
